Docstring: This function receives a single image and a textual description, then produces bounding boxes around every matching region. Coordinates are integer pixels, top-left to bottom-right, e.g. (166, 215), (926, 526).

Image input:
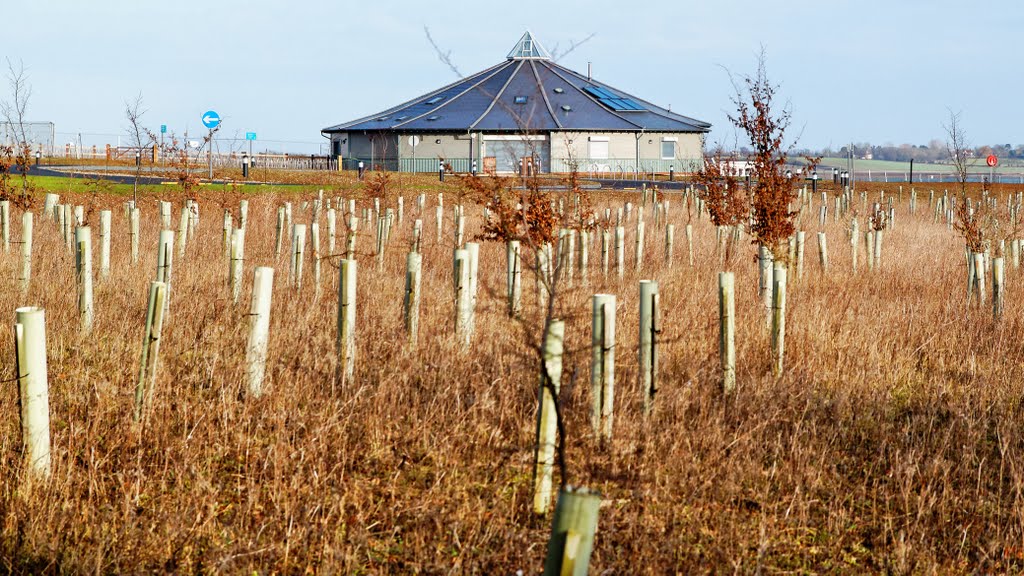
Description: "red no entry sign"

(987, 154), (998, 167)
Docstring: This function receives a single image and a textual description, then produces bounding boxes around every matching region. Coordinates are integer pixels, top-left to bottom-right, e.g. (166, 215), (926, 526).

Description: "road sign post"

(202, 111), (221, 179)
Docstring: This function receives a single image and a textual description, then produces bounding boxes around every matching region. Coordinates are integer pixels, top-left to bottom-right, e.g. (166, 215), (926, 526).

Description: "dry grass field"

(2, 179), (1024, 573)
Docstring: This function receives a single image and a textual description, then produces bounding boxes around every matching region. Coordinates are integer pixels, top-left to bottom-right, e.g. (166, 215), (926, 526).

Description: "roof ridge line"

(529, 60), (561, 130)
(392, 61), (516, 130)
(549, 62), (710, 130)
(469, 60), (524, 130)
(322, 61), (507, 132)
(539, 61), (645, 130)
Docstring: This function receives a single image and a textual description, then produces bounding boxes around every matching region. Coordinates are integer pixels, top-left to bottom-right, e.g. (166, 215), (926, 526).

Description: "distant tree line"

(785, 141), (1024, 163)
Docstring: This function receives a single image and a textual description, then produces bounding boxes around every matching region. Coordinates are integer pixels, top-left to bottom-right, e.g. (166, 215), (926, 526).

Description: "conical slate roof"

(322, 33), (710, 134)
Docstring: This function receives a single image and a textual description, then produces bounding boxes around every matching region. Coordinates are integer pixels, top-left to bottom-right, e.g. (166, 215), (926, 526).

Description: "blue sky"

(4, 0), (1022, 153)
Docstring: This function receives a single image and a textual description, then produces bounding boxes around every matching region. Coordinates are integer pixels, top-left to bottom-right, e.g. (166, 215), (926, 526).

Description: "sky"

(3, 0), (1023, 154)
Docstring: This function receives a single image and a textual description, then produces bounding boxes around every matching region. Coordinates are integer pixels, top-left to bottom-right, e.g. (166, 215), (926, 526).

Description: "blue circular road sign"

(201, 110), (221, 129)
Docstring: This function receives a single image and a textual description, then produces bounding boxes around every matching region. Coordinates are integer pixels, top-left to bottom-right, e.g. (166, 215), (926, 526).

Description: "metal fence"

(552, 157), (702, 178)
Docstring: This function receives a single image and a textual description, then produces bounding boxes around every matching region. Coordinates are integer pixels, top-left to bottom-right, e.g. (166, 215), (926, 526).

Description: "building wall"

(549, 131), (703, 166)
(396, 134), (474, 162)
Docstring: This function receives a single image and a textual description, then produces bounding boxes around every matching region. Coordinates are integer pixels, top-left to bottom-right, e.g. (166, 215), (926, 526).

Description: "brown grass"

(2, 181), (1024, 573)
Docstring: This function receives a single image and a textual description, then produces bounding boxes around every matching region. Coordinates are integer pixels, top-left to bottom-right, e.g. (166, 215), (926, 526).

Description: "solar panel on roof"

(584, 85), (646, 112)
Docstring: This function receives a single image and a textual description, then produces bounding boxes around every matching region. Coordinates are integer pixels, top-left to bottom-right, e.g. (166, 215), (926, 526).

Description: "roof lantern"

(507, 30), (551, 60)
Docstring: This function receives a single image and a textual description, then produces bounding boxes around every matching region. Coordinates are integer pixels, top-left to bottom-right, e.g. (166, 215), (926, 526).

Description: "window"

(661, 140), (676, 159)
(425, 96), (444, 105)
(589, 139), (609, 160)
(395, 116), (409, 121)
(426, 115), (440, 121)
(560, 105), (572, 112)
(553, 87), (564, 94)
(514, 95), (528, 104)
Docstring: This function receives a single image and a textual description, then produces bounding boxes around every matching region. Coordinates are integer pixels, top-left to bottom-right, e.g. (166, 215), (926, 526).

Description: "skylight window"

(394, 116), (409, 121)
(514, 95), (528, 104)
(425, 96), (444, 105)
(553, 87), (564, 94)
(376, 116), (389, 121)
(560, 105), (572, 112)
(426, 115), (440, 121)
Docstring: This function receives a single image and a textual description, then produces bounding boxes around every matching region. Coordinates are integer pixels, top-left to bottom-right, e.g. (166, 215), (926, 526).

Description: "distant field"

(812, 157), (1024, 174)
